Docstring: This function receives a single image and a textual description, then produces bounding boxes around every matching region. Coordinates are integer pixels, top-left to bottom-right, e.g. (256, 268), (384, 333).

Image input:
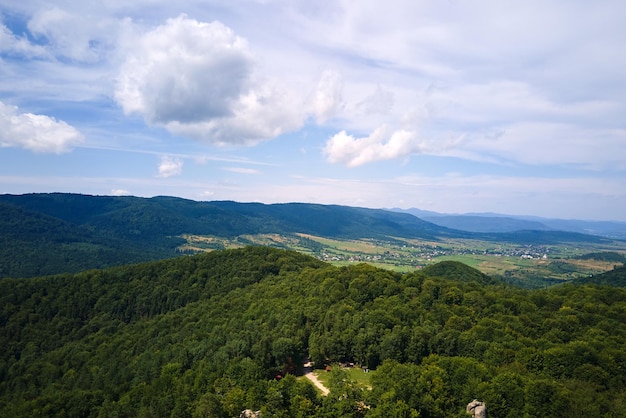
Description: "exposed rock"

(466, 399), (487, 417)
(240, 409), (261, 418)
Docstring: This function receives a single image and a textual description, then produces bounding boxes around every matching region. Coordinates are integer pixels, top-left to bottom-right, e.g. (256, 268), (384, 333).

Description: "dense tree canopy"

(1, 247), (625, 417)
(2, 193), (612, 279)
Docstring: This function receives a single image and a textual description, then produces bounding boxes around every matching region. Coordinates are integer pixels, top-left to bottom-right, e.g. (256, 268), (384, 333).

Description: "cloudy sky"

(1, 1), (625, 221)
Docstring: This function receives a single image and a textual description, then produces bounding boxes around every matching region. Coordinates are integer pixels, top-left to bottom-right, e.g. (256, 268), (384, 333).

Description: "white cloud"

(116, 15), (252, 123)
(198, 191), (215, 199)
(323, 126), (422, 166)
(163, 78), (305, 146)
(111, 189), (130, 196)
(0, 101), (83, 153)
(6, 2), (624, 168)
(223, 167), (260, 175)
(464, 123), (626, 169)
(357, 85), (394, 116)
(323, 76), (626, 167)
(284, 1), (626, 168)
(157, 156), (183, 178)
(2, 0), (626, 223)
(26, 7), (118, 62)
(312, 70), (344, 123)
(115, 14), (305, 146)
(0, 23), (48, 57)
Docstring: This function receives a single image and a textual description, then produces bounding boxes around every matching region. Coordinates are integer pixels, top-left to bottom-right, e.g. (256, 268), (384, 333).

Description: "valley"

(2, 193), (625, 285)
(179, 232), (626, 287)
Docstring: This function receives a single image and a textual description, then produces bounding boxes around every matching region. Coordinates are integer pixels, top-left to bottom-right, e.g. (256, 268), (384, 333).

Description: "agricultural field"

(179, 233), (626, 287)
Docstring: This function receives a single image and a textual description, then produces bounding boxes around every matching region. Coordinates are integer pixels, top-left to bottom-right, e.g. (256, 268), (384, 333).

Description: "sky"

(1, 0), (625, 221)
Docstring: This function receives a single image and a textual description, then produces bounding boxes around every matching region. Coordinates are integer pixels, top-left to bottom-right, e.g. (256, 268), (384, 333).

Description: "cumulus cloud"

(3, 1), (625, 176)
(163, 79), (305, 146)
(321, 75), (625, 168)
(111, 189), (131, 196)
(116, 15), (251, 123)
(115, 14), (305, 146)
(0, 101), (83, 153)
(157, 156), (183, 177)
(313, 70), (344, 123)
(285, 2), (626, 168)
(323, 126), (422, 167)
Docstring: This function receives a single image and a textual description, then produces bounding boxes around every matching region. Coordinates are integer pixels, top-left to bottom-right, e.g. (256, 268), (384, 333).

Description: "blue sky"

(1, 1), (625, 221)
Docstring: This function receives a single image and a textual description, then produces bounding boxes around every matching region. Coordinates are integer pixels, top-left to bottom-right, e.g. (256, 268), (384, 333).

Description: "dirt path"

(304, 371), (329, 396)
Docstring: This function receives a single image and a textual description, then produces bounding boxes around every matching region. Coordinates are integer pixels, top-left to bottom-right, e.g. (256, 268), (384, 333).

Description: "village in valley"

(179, 232), (624, 285)
(316, 242), (552, 267)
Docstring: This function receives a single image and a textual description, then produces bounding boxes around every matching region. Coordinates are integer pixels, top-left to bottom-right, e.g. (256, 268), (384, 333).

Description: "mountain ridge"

(0, 192), (614, 278)
(391, 207), (626, 238)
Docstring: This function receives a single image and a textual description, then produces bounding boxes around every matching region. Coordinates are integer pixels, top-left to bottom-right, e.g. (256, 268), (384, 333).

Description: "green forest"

(2, 247), (626, 417)
(3, 193), (618, 280)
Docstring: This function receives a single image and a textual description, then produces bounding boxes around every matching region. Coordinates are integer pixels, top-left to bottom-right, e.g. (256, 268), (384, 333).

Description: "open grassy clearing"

(297, 234), (385, 254)
(311, 366), (371, 390)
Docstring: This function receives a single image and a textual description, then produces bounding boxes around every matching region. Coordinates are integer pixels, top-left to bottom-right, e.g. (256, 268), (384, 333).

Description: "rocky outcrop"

(239, 410), (261, 418)
(466, 400), (487, 417)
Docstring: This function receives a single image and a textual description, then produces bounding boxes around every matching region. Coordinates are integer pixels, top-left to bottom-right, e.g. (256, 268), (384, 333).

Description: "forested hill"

(0, 192), (459, 278)
(0, 193), (611, 279)
(573, 264), (626, 287)
(0, 201), (173, 278)
(1, 247), (626, 417)
(0, 192), (455, 240)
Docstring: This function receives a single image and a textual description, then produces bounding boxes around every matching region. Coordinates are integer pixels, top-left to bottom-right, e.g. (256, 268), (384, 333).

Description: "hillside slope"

(0, 202), (172, 278)
(0, 193), (612, 278)
(0, 193), (459, 277)
(573, 264), (626, 287)
(1, 247), (625, 417)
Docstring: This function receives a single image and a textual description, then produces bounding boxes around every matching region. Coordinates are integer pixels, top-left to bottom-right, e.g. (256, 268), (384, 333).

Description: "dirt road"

(304, 371), (329, 396)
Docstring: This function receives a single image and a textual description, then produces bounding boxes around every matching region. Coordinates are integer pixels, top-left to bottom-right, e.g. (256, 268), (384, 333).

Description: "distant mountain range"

(0, 193), (616, 278)
(391, 208), (626, 239)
